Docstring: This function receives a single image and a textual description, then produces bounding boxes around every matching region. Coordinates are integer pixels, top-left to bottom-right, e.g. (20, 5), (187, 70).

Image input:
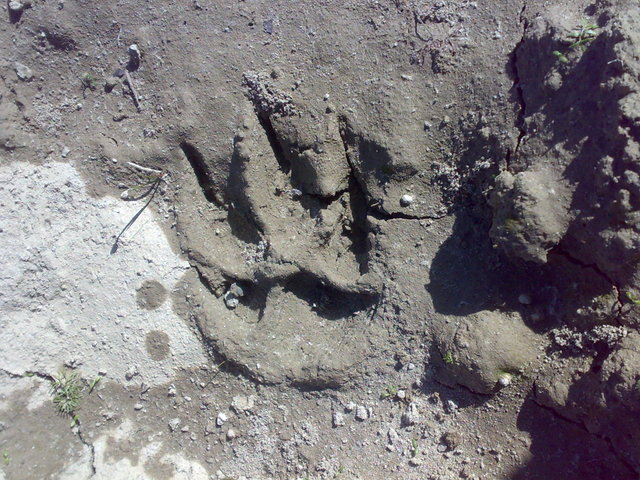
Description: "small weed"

(23, 371), (35, 377)
(70, 414), (80, 428)
(553, 19), (599, 63)
(380, 385), (399, 400)
(335, 465), (345, 477)
(626, 291), (640, 306)
(443, 351), (455, 365)
(81, 73), (97, 91)
(50, 370), (83, 416)
(504, 218), (521, 234)
(410, 438), (419, 457)
(2, 450), (10, 466)
(87, 376), (102, 394)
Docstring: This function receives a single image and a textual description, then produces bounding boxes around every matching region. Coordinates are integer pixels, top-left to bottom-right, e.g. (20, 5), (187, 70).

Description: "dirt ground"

(1, 0), (640, 479)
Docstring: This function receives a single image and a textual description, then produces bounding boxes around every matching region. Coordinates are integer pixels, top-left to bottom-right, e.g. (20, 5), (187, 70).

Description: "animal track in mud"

(177, 106), (383, 387)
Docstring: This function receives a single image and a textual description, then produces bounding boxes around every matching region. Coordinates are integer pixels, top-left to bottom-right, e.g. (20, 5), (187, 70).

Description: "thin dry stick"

(127, 161), (163, 175)
(124, 70), (141, 112)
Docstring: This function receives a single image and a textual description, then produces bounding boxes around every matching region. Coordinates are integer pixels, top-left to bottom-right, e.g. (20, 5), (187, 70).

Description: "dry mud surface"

(1, 0), (640, 479)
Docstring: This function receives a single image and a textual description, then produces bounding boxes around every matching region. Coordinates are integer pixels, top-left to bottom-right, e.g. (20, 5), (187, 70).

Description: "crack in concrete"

(75, 422), (97, 477)
(0, 368), (97, 474)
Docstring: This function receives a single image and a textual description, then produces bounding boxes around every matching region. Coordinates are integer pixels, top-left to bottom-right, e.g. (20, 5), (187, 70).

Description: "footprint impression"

(177, 74), (383, 387)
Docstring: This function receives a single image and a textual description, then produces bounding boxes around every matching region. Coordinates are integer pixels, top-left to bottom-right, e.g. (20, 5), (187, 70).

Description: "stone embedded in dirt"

(332, 411), (345, 428)
(216, 412), (228, 426)
(125, 365), (138, 380)
(104, 76), (119, 92)
(14, 62), (33, 81)
(231, 394), (255, 413)
(128, 44), (141, 70)
(490, 169), (570, 264)
(168, 418), (181, 432)
(204, 418), (216, 436)
(133, 403), (143, 410)
(441, 431), (462, 451)
(8, 1), (24, 12)
(344, 402), (356, 413)
(223, 282), (245, 309)
(497, 372), (513, 387)
(400, 194), (414, 207)
(433, 310), (539, 394)
(401, 402), (419, 427)
(355, 405), (369, 421)
(226, 428), (237, 440)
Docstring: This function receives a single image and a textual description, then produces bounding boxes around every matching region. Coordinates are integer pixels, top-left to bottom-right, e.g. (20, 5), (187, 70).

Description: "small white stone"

(168, 418), (181, 432)
(216, 412), (228, 426)
(8, 1), (23, 12)
(396, 389), (406, 400)
(14, 62), (33, 81)
(498, 373), (512, 387)
(332, 411), (345, 427)
(400, 194), (414, 207)
(409, 456), (423, 466)
(168, 385), (177, 396)
(128, 44), (141, 64)
(231, 394), (255, 413)
(61, 146), (70, 158)
(401, 402), (419, 426)
(133, 403), (143, 411)
(181, 425), (190, 433)
(344, 402), (356, 412)
(355, 405), (368, 421)
(226, 428), (237, 440)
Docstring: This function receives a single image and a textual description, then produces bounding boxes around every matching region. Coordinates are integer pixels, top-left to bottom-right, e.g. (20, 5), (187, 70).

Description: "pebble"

(61, 146), (70, 158)
(498, 373), (512, 387)
(133, 403), (143, 411)
(409, 457), (423, 466)
(204, 419), (217, 435)
(400, 194), (414, 207)
(104, 76), (119, 91)
(387, 427), (401, 451)
(355, 405), (369, 421)
(332, 411), (345, 427)
(224, 283), (245, 309)
(226, 428), (237, 440)
(231, 394), (255, 413)
(216, 412), (228, 426)
(168, 385), (177, 396)
(401, 402), (419, 426)
(125, 365), (138, 380)
(14, 62), (33, 81)
(8, 1), (23, 12)
(128, 44), (141, 69)
(168, 418), (181, 432)
(445, 399), (458, 413)
(442, 431), (462, 451)
(181, 425), (190, 433)
(344, 402), (356, 413)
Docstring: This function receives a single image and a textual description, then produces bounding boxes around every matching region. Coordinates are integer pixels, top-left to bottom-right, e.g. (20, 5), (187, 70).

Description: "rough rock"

(433, 310), (539, 394)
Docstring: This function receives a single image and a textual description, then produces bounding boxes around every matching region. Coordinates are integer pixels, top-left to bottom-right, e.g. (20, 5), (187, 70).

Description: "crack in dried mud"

(531, 384), (637, 476)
